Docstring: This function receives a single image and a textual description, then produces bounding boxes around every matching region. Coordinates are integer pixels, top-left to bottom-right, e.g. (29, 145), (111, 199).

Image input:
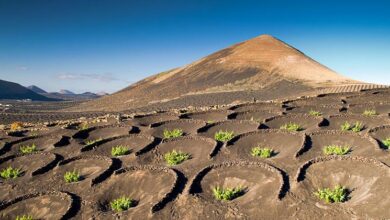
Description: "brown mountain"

(74, 34), (359, 111)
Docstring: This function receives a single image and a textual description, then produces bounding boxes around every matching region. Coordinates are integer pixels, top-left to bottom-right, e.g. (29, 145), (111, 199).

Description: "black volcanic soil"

(0, 192), (74, 219)
(227, 130), (305, 171)
(294, 157), (390, 219)
(285, 105), (342, 116)
(229, 101), (285, 113)
(73, 125), (132, 142)
(145, 136), (217, 176)
(188, 162), (283, 218)
(182, 110), (232, 122)
(199, 120), (260, 139)
(325, 114), (390, 131)
(132, 112), (179, 126)
(91, 166), (177, 219)
(0, 88), (389, 219)
(228, 110), (281, 122)
(299, 130), (381, 161)
(264, 114), (324, 131)
(86, 134), (155, 158)
(0, 153), (59, 184)
(3, 135), (66, 156)
(148, 119), (206, 138)
(369, 125), (390, 148)
(348, 102), (390, 115)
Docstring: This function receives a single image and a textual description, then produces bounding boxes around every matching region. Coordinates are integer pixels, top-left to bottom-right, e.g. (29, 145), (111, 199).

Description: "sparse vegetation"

(362, 109), (377, 116)
(280, 122), (303, 131)
(64, 170), (80, 183)
(351, 122), (364, 132)
(164, 150), (190, 165)
(19, 144), (37, 154)
(0, 167), (22, 179)
(340, 122), (351, 131)
(163, 128), (183, 139)
(251, 146), (274, 158)
(341, 121), (364, 132)
(207, 120), (215, 124)
(212, 186), (244, 201)
(111, 146), (130, 156)
(214, 130), (235, 142)
(10, 122), (23, 131)
(15, 215), (34, 220)
(309, 110), (322, 116)
(314, 185), (348, 203)
(382, 137), (390, 149)
(85, 138), (102, 146)
(78, 123), (89, 131)
(323, 145), (351, 155)
(110, 197), (135, 212)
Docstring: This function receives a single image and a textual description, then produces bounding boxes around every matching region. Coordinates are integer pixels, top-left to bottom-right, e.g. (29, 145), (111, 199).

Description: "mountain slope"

(0, 79), (56, 101)
(27, 85), (47, 94)
(74, 34), (359, 111)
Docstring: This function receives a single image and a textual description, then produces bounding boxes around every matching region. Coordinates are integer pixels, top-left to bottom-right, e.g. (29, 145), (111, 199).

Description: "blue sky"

(0, 0), (389, 93)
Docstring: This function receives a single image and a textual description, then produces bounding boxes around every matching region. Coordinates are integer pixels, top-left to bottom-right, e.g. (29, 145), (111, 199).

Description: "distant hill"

(26, 86), (106, 101)
(75, 34), (361, 111)
(59, 89), (75, 95)
(27, 85), (47, 94)
(96, 92), (109, 96)
(43, 91), (103, 101)
(0, 79), (56, 101)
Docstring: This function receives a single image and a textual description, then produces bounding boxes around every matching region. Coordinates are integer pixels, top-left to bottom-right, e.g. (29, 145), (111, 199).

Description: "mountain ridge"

(26, 85), (108, 101)
(0, 79), (57, 101)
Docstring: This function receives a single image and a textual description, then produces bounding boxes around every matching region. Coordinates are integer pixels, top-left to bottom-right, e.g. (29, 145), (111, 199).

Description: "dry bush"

(10, 122), (23, 131)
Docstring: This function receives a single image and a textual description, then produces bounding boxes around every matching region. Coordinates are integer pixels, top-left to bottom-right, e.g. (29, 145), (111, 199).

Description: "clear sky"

(0, 0), (389, 93)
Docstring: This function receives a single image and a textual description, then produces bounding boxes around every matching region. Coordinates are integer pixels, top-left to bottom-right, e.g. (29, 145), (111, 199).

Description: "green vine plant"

(163, 129), (184, 139)
(214, 130), (235, 142)
(15, 215), (34, 220)
(164, 150), (191, 166)
(251, 146), (274, 158)
(309, 110), (322, 116)
(64, 170), (80, 183)
(110, 197), (136, 212)
(314, 185), (348, 203)
(111, 146), (131, 156)
(382, 137), (390, 149)
(19, 144), (38, 154)
(84, 138), (103, 146)
(212, 186), (245, 201)
(340, 121), (364, 132)
(280, 122), (303, 132)
(323, 145), (351, 156)
(78, 123), (89, 131)
(0, 167), (22, 179)
(362, 109), (377, 116)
